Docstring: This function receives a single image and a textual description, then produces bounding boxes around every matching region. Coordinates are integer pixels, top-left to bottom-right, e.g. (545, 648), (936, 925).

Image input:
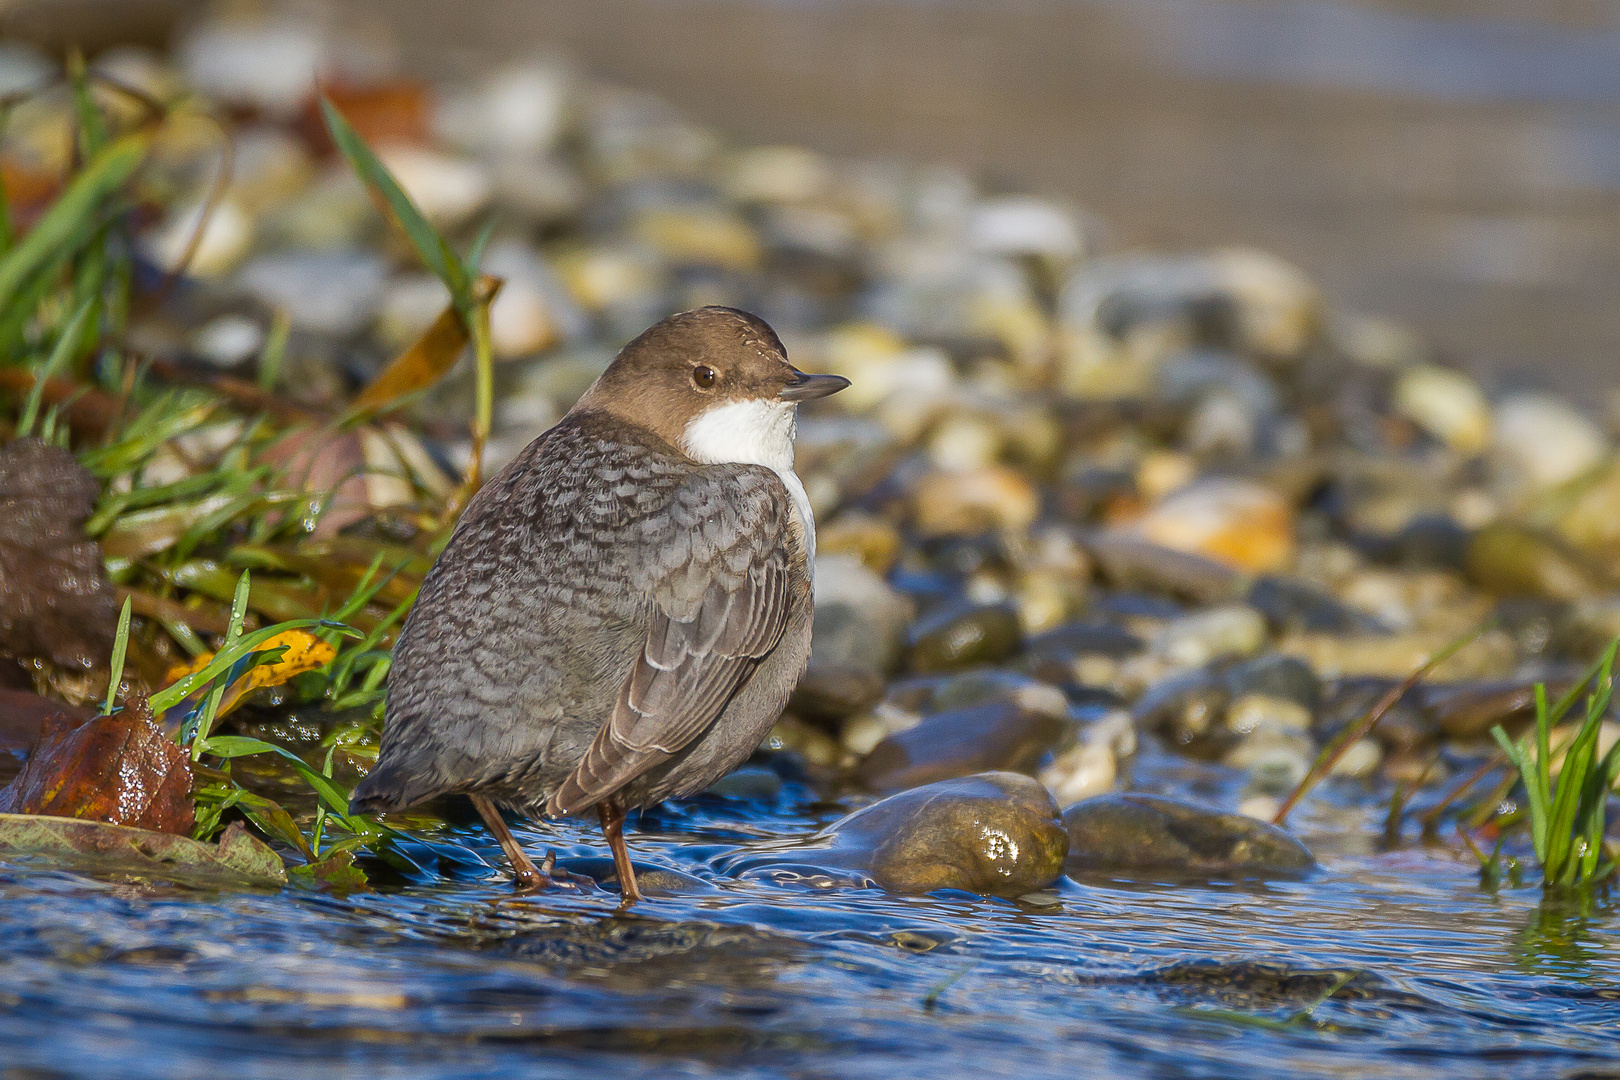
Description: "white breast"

(681, 398), (815, 561)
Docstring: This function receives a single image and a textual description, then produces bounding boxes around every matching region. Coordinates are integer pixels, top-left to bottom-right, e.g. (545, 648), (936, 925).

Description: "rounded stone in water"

(1064, 792), (1313, 878)
(825, 772), (1069, 895)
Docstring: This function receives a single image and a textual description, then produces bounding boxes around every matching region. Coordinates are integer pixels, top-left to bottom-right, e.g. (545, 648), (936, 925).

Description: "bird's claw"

(509, 850), (596, 895)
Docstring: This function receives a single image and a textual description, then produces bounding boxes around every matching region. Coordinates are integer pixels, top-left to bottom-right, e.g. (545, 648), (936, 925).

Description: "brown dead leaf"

(0, 694), (194, 835)
(353, 275), (502, 414)
(297, 80), (431, 156)
(260, 426), (369, 537)
(0, 372), (120, 442)
(0, 438), (119, 669)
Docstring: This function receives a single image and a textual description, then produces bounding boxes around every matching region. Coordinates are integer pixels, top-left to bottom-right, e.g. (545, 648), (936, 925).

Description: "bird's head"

(573, 306), (849, 470)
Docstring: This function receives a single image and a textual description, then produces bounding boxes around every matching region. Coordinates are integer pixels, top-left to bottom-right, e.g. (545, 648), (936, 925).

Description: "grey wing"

(547, 470), (793, 816)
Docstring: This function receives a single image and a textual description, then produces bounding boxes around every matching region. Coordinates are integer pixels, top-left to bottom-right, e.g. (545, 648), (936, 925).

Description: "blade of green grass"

(103, 595), (132, 715)
(318, 97), (470, 314)
(1491, 638), (1618, 891)
(186, 571), (251, 757)
(67, 49), (109, 159)
(0, 132), (146, 315)
(16, 298), (93, 439)
(257, 308), (290, 392)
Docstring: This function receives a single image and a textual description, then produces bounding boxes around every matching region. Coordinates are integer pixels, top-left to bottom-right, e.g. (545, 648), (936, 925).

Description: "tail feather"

(349, 762), (433, 816)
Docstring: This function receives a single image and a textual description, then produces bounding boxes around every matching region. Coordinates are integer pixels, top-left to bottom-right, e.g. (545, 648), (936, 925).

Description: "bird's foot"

(510, 849), (596, 895)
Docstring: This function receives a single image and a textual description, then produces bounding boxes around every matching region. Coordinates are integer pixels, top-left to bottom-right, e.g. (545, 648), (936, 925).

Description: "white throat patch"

(681, 398), (815, 560)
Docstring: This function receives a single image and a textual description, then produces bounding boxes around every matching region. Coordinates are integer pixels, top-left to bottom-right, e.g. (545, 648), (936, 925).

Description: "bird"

(350, 306), (849, 902)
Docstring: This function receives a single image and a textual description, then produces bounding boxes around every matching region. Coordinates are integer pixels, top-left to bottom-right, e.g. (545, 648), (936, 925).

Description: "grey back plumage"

(351, 408), (807, 817)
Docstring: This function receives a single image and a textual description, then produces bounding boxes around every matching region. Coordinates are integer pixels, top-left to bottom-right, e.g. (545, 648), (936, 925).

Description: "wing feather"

(547, 469), (794, 815)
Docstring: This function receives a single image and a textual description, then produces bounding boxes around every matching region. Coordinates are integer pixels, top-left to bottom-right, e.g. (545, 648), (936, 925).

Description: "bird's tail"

(349, 763), (420, 816)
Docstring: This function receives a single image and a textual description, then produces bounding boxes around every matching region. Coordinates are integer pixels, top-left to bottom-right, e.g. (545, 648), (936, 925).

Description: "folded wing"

(548, 467), (793, 815)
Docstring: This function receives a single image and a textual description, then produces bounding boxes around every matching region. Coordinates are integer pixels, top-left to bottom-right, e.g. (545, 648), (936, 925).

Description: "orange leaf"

(353, 275), (502, 414)
(0, 695), (194, 835)
(161, 629), (337, 722)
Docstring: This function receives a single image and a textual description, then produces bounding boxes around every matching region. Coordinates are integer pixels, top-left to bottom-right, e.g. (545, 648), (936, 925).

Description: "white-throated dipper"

(351, 306), (848, 902)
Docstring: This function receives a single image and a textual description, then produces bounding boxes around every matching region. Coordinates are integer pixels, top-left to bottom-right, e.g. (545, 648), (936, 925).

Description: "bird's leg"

(470, 794), (547, 891)
(598, 798), (643, 904)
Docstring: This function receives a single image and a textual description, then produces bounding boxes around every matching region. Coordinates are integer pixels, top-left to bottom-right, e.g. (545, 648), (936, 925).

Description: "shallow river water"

(4, 741), (1617, 1080)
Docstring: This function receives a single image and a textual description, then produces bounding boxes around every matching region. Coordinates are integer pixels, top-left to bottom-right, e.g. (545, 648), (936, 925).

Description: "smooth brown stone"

(856, 701), (1068, 792)
(1064, 792), (1313, 877)
(828, 772), (1069, 895)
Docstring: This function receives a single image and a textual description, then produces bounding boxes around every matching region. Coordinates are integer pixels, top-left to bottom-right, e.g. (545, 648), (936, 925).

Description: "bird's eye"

(692, 365), (717, 389)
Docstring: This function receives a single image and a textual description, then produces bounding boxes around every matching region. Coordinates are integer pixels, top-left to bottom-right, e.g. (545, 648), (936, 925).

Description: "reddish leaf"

(1, 159), (62, 234)
(0, 371), (119, 442)
(289, 847), (369, 895)
(0, 438), (119, 669)
(0, 694), (194, 835)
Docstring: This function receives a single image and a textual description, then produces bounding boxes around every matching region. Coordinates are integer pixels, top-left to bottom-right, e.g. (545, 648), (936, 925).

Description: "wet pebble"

(907, 600), (1022, 673)
(822, 772), (1069, 895)
(1063, 792), (1314, 877)
(856, 699), (1068, 791)
(1134, 477), (1295, 573)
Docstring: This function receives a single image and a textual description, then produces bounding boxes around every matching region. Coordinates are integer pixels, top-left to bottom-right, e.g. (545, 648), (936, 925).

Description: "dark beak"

(780, 369), (850, 402)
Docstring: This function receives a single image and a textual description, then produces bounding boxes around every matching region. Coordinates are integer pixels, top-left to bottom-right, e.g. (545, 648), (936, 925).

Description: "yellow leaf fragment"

(162, 629), (336, 720)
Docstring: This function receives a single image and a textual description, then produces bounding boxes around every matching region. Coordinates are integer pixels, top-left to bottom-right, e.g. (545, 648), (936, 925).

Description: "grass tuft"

(1490, 639), (1620, 892)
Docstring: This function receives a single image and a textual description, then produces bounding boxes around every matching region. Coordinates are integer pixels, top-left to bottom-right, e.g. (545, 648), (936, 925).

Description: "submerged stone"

(1063, 792), (1313, 877)
(826, 772), (1069, 895)
(492, 916), (806, 991)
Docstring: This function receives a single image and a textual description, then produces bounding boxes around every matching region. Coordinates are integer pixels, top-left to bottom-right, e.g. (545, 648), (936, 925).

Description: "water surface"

(3, 744), (1616, 1079)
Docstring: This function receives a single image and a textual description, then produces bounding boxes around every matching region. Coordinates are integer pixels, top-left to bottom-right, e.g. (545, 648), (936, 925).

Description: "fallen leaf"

(0, 371), (120, 442)
(353, 276), (502, 413)
(160, 628), (336, 722)
(0, 816), (285, 887)
(297, 80), (431, 157)
(259, 426), (369, 537)
(289, 847), (369, 894)
(0, 694), (194, 834)
(0, 438), (119, 669)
